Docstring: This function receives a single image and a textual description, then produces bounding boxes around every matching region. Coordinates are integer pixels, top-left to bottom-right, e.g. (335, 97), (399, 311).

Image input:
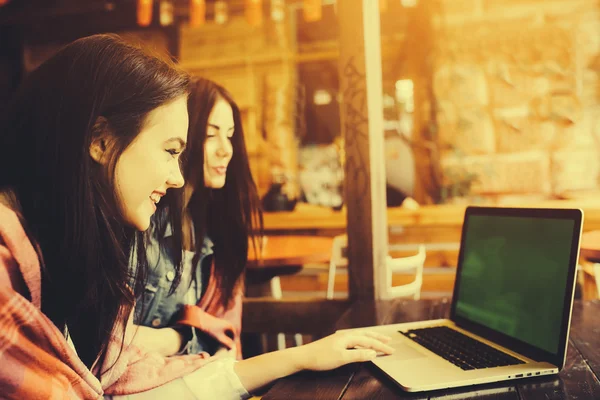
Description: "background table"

(247, 235), (334, 268)
(262, 298), (600, 399)
(579, 230), (600, 299)
(245, 235), (333, 295)
(581, 230), (600, 261)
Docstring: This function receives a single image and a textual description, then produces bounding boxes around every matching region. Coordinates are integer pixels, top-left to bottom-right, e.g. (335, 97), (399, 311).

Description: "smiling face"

(114, 96), (188, 230)
(203, 97), (234, 189)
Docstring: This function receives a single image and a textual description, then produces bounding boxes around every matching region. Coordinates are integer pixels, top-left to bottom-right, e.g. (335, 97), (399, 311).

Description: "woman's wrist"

(282, 345), (310, 373)
(233, 346), (307, 393)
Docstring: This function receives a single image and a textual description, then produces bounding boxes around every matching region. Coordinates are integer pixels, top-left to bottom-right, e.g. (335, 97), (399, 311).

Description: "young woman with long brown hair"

(0, 35), (393, 400)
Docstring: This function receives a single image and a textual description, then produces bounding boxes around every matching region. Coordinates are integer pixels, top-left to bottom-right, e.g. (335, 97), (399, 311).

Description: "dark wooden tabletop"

(263, 298), (600, 400)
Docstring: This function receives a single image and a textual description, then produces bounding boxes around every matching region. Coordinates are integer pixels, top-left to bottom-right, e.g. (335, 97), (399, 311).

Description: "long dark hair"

(0, 34), (189, 369)
(164, 77), (262, 308)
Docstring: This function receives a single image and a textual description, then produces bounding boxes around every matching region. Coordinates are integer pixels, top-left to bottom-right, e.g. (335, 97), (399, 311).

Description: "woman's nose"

(216, 136), (232, 157)
(167, 162), (185, 188)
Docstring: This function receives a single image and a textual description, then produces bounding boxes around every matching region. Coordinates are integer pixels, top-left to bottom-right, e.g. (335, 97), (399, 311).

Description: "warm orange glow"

(137, 0), (153, 27)
(271, 0), (285, 22)
(379, 0), (388, 12)
(190, 0), (206, 27)
(159, 0), (174, 26)
(246, 0), (263, 27)
(0, 0), (10, 6)
(303, 0), (322, 22)
(215, 0), (228, 24)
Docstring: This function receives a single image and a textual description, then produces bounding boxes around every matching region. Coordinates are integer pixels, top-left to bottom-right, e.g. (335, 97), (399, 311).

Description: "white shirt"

(106, 357), (250, 400)
(65, 326), (250, 399)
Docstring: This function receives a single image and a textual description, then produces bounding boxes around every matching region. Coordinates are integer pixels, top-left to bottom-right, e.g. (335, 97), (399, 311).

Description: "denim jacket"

(133, 224), (220, 355)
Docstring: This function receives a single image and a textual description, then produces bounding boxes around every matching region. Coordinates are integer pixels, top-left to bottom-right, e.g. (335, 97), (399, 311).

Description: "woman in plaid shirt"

(0, 34), (393, 400)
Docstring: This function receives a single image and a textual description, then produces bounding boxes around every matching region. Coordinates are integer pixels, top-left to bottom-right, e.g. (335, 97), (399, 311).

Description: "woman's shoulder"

(0, 201), (42, 308)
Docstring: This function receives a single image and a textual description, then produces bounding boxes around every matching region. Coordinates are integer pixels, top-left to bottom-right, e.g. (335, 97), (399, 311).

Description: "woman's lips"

(212, 167), (227, 175)
(149, 191), (164, 212)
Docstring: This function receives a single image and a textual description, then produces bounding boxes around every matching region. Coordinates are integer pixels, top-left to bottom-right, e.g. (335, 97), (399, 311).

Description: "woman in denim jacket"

(131, 77), (263, 359)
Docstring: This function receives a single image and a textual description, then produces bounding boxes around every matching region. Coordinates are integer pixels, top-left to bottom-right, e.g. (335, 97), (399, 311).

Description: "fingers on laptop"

(343, 331), (395, 359)
(360, 330), (392, 343)
(345, 348), (379, 363)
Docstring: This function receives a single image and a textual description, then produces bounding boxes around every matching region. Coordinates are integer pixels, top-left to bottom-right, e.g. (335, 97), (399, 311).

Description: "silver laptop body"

(341, 206), (583, 392)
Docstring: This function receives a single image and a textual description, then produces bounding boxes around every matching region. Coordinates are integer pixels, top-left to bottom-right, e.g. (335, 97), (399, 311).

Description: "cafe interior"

(1, 0), (600, 398)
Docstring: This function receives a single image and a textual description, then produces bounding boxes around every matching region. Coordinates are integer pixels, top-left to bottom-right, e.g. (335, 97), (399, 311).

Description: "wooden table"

(581, 230), (600, 262)
(263, 298), (600, 399)
(262, 200), (600, 233)
(247, 235), (334, 268)
(246, 235), (334, 288)
(579, 230), (600, 299)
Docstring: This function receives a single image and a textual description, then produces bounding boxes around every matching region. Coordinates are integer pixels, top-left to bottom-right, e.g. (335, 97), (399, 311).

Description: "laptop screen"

(454, 213), (576, 356)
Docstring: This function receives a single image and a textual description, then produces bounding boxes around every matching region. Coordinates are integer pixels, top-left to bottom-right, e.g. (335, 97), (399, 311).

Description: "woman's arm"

(233, 331), (395, 394)
(130, 324), (185, 356)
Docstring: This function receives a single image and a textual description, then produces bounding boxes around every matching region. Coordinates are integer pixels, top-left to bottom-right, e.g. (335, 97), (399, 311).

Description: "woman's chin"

(207, 178), (226, 189)
(132, 219), (151, 231)
(126, 212), (152, 232)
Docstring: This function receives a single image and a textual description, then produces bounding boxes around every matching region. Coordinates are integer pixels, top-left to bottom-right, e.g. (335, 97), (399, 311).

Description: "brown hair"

(0, 34), (189, 368)
(162, 77), (263, 308)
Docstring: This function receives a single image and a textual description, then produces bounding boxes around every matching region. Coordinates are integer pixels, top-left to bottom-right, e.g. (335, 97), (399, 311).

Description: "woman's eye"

(166, 149), (181, 157)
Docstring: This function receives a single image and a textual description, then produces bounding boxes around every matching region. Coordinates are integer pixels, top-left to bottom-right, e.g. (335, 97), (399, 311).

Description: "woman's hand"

(293, 331), (395, 371)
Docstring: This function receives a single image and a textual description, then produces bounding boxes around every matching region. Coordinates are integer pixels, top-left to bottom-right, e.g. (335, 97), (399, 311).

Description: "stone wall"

(431, 0), (600, 202)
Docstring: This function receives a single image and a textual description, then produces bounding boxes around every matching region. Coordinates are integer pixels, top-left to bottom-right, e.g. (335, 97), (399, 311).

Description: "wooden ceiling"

(0, 0), (411, 53)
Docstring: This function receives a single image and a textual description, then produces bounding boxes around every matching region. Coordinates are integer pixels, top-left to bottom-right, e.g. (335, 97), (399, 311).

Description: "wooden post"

(337, 0), (389, 301)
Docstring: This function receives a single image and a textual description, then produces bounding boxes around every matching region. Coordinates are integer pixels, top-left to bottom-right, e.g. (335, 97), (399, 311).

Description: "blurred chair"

(326, 235), (426, 300)
(326, 235), (348, 299)
(268, 276), (304, 349)
(246, 235), (334, 351)
(594, 263), (600, 298)
(385, 245), (426, 299)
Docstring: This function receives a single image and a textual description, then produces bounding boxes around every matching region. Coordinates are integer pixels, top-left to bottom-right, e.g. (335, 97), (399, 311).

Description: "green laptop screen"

(455, 214), (575, 355)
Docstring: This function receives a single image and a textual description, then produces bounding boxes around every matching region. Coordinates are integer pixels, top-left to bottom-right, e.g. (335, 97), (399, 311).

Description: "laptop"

(341, 206), (583, 392)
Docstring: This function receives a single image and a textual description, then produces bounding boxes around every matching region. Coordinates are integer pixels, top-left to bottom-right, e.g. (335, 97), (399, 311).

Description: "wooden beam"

(242, 298), (350, 334)
(337, 1), (388, 301)
(180, 50), (340, 71)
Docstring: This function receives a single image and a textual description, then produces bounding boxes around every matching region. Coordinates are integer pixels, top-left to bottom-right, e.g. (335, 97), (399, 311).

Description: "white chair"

(326, 235), (348, 299)
(385, 245), (425, 300)
(326, 234), (426, 300)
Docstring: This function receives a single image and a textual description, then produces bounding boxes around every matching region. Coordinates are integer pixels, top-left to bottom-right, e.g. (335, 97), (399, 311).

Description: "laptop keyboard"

(401, 326), (525, 371)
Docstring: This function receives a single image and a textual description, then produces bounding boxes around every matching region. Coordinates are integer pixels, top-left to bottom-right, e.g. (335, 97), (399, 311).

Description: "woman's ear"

(89, 117), (113, 165)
